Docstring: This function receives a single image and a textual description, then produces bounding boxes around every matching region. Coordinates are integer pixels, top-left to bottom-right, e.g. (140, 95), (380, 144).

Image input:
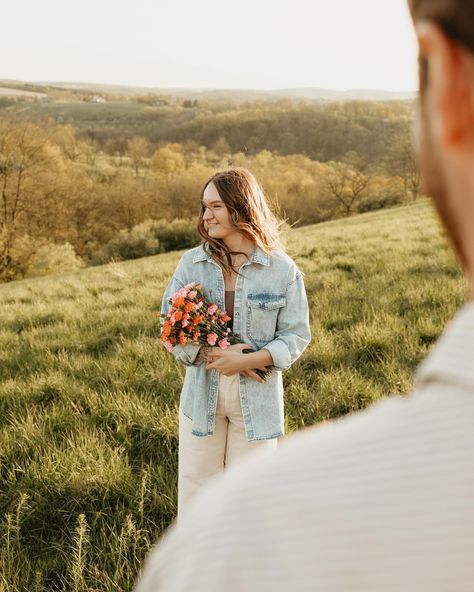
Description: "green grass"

(0, 200), (467, 591)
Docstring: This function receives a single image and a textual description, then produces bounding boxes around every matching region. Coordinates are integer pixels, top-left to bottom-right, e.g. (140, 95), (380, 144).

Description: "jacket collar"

(192, 243), (270, 267)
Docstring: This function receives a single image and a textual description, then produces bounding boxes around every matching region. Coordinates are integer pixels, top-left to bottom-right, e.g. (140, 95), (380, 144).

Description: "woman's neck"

(223, 233), (255, 258)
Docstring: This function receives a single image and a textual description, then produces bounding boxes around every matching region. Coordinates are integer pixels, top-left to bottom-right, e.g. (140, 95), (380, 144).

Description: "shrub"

(25, 243), (85, 278)
(153, 218), (200, 253)
(1, 235), (83, 282)
(357, 192), (404, 213)
(93, 218), (200, 264)
(94, 220), (161, 263)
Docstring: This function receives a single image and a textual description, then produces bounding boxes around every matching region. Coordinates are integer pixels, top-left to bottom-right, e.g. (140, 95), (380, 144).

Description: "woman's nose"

(203, 207), (213, 220)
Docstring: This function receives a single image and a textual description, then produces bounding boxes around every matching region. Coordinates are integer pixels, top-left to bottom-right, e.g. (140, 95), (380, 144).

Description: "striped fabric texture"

(135, 303), (474, 592)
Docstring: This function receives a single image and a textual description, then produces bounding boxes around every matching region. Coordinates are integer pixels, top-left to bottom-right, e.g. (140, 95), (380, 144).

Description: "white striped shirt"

(135, 303), (474, 592)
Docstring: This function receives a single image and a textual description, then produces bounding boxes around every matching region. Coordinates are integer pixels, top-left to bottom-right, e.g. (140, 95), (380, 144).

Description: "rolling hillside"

(0, 200), (466, 591)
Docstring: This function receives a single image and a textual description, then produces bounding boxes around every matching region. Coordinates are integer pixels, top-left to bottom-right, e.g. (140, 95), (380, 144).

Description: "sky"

(1, 0), (418, 91)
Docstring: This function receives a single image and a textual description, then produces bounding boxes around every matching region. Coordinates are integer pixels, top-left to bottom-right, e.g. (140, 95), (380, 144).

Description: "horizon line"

(0, 78), (417, 95)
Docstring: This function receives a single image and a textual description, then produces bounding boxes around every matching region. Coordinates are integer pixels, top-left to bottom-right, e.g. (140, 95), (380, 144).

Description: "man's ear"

(416, 20), (474, 147)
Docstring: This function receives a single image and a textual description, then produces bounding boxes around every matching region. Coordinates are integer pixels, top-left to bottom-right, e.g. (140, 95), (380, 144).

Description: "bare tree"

(55, 124), (81, 162)
(0, 120), (58, 278)
(325, 161), (371, 216)
(127, 137), (151, 176)
(385, 126), (421, 201)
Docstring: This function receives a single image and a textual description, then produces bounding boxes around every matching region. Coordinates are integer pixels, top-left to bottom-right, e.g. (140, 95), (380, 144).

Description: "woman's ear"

(417, 20), (474, 148)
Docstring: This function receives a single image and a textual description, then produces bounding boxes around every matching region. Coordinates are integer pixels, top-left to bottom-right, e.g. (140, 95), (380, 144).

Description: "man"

(135, 1), (474, 590)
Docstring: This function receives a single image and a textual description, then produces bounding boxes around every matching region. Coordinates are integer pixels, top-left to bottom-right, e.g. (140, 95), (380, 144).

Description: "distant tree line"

(0, 99), (420, 282)
(4, 98), (414, 163)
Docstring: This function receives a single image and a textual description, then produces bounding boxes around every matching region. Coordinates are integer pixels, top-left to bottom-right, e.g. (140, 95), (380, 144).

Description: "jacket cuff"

(174, 343), (202, 366)
(262, 340), (291, 372)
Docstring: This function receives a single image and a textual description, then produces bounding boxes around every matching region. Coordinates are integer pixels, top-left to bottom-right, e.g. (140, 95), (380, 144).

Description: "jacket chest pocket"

(246, 293), (286, 343)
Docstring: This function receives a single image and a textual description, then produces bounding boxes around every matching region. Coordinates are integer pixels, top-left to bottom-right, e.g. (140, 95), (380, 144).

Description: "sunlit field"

(0, 199), (467, 591)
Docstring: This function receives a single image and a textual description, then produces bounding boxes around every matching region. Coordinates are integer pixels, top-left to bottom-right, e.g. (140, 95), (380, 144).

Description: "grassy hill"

(0, 200), (467, 591)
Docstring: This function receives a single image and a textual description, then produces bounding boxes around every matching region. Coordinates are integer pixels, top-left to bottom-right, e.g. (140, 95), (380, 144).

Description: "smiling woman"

(159, 167), (311, 519)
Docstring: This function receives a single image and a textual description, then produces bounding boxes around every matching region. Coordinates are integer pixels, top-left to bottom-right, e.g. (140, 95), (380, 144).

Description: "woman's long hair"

(197, 168), (283, 274)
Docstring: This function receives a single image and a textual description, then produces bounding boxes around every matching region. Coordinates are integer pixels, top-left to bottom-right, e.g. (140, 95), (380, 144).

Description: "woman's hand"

(206, 343), (270, 383)
(239, 368), (269, 383)
(195, 346), (211, 365)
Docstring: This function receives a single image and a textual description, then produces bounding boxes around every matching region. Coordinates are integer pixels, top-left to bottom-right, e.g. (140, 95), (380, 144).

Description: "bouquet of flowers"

(160, 282), (269, 380)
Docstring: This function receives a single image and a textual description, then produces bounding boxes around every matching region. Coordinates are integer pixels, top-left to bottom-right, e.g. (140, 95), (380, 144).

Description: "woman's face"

(201, 182), (237, 241)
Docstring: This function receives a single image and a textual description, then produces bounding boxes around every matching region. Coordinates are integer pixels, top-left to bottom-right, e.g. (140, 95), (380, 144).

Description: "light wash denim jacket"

(161, 244), (311, 441)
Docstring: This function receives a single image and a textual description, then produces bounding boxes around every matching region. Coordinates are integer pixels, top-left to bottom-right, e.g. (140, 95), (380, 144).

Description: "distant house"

(91, 95), (106, 103)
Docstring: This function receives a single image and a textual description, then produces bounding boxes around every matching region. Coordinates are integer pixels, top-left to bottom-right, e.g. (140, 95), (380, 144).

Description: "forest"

(0, 95), (420, 282)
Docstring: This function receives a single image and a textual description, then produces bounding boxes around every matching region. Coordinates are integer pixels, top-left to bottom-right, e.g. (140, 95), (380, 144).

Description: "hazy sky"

(1, 0), (418, 91)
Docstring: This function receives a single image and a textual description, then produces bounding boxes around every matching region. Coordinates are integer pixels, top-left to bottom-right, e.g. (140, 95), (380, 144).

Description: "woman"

(161, 167), (311, 518)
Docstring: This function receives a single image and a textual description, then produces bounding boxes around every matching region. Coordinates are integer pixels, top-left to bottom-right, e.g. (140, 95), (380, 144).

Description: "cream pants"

(178, 373), (278, 519)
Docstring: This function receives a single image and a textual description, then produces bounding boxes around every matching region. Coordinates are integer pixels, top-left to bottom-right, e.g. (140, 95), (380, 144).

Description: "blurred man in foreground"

(135, 1), (474, 590)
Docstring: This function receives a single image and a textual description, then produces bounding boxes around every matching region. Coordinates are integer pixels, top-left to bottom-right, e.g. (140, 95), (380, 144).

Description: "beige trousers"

(178, 373), (278, 519)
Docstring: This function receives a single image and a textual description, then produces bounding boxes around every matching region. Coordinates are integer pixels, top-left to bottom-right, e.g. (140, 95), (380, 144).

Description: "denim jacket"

(161, 244), (311, 441)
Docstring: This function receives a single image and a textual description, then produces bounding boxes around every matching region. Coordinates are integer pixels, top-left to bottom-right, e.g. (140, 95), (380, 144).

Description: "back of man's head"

(408, 0), (474, 293)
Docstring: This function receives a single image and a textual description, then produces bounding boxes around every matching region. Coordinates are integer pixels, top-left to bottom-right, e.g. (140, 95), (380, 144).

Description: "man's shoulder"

(188, 383), (474, 516)
(137, 386), (474, 591)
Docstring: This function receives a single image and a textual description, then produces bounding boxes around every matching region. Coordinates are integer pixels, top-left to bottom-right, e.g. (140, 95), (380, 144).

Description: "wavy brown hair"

(197, 168), (283, 274)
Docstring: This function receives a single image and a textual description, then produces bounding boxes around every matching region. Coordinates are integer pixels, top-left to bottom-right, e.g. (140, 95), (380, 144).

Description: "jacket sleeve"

(160, 258), (202, 367)
(262, 267), (311, 372)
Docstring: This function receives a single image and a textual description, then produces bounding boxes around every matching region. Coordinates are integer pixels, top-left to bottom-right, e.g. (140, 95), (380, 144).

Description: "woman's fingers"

(229, 343), (253, 353)
(207, 344), (251, 361)
(206, 349), (224, 361)
(249, 371), (265, 383)
(240, 369), (264, 383)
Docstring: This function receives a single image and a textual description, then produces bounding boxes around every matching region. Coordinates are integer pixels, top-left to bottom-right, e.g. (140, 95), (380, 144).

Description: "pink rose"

(188, 290), (197, 298)
(207, 303), (218, 315)
(207, 332), (218, 346)
(218, 338), (230, 350)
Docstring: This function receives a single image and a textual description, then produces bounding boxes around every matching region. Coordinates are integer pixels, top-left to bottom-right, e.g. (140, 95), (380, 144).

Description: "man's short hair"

(409, 0), (474, 95)
(408, 0), (474, 53)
